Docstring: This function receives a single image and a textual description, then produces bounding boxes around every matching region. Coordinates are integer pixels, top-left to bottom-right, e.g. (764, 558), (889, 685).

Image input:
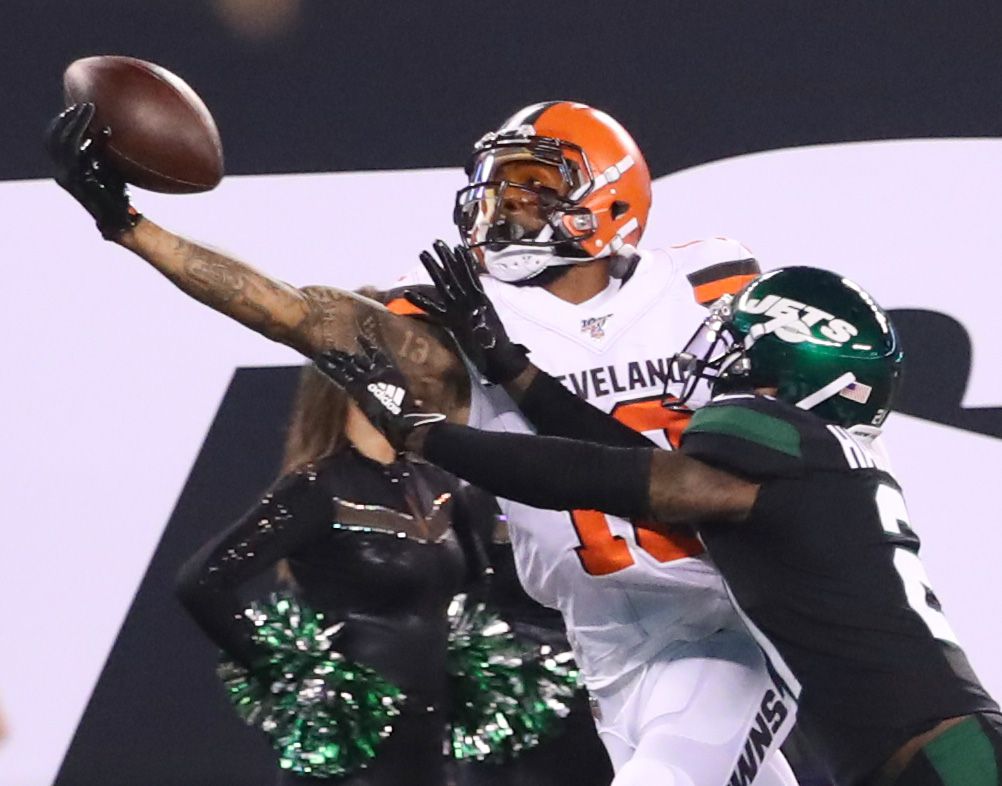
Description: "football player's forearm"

(418, 422), (654, 518)
(646, 450), (758, 526)
(116, 218), (315, 353)
(514, 365), (654, 448)
(501, 363), (539, 402)
(413, 421), (758, 528)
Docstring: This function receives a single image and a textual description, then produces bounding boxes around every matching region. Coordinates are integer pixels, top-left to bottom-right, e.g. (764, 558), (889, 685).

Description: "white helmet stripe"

(584, 154), (636, 196)
(613, 154), (635, 176)
(608, 217), (640, 253)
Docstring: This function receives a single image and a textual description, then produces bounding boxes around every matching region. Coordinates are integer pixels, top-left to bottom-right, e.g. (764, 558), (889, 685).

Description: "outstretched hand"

(405, 241), (529, 384)
(45, 102), (140, 239)
(315, 336), (445, 452)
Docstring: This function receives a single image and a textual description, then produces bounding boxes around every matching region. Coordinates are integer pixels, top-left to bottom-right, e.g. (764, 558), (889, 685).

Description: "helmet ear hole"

(611, 200), (630, 219)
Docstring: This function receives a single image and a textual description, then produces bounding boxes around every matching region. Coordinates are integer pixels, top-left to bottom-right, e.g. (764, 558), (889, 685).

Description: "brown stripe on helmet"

(498, 101), (563, 132)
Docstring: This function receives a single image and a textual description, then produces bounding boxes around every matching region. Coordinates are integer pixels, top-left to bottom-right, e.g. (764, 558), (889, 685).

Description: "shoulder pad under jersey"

(680, 394), (862, 479)
(665, 237), (760, 306)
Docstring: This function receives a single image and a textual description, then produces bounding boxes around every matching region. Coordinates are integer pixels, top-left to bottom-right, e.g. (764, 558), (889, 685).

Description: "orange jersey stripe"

(693, 273), (759, 305)
(386, 297), (426, 316)
(611, 398), (691, 449)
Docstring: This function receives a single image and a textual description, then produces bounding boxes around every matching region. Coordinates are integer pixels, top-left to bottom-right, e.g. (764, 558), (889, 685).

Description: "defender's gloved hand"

(315, 336), (445, 452)
(45, 102), (141, 240)
(405, 241), (529, 384)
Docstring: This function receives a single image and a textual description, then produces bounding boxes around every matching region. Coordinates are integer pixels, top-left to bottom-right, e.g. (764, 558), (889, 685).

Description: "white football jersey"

(389, 239), (760, 688)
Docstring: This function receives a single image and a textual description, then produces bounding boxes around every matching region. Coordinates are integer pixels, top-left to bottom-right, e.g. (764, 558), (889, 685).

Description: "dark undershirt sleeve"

(517, 369), (656, 448)
(421, 423), (654, 519)
(175, 468), (332, 669)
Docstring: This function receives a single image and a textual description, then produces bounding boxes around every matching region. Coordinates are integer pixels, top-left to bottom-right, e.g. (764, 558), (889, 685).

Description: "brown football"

(63, 56), (224, 193)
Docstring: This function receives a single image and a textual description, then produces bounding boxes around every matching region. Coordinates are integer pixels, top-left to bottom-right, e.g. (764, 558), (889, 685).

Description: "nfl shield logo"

(581, 314), (612, 339)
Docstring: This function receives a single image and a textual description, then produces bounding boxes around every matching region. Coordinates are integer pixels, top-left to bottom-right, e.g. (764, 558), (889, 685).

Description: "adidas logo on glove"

(367, 382), (406, 414)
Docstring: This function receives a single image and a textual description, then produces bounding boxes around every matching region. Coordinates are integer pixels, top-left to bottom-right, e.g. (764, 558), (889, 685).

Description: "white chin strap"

(482, 245), (582, 283)
(795, 372), (857, 411)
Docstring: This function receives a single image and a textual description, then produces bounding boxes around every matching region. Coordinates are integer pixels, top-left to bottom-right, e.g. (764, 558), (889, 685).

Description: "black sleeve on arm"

(421, 423), (654, 519)
(517, 369), (655, 447)
(175, 468), (331, 669)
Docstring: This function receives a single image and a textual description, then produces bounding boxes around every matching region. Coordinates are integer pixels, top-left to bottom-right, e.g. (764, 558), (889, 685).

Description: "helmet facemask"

(665, 296), (752, 410)
(454, 130), (600, 282)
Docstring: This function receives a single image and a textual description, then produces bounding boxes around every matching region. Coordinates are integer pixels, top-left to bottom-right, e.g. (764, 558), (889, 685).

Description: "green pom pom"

(446, 594), (581, 762)
(218, 593), (404, 778)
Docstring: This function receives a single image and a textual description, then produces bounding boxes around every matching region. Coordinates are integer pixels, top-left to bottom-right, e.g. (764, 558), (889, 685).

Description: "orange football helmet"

(455, 101), (652, 281)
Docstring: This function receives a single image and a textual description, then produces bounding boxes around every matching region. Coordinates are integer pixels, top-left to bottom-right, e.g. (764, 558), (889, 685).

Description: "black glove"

(45, 102), (141, 240)
(315, 336), (446, 452)
(405, 241), (529, 384)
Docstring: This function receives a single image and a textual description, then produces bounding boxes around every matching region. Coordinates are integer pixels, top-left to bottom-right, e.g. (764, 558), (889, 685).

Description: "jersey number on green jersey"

(876, 483), (960, 645)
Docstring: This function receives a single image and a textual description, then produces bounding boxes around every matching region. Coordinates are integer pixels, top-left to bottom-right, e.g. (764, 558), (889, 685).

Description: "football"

(63, 55), (224, 193)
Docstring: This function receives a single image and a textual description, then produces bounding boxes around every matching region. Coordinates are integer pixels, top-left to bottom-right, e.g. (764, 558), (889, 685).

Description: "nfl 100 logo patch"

(581, 313), (613, 339)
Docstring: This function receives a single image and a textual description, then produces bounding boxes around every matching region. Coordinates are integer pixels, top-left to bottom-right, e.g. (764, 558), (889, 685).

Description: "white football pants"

(590, 628), (799, 786)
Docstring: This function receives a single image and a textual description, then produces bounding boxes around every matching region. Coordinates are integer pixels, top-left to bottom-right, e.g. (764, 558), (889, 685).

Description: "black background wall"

(8, 1), (1002, 182)
(5, 2), (1000, 783)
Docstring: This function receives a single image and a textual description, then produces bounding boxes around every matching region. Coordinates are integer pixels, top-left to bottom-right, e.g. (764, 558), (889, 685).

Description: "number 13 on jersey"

(570, 396), (703, 576)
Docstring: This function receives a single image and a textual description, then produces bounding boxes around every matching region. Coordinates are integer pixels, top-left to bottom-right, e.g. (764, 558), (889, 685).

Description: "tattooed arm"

(115, 219), (471, 421)
(45, 103), (470, 418)
(117, 218), (320, 354)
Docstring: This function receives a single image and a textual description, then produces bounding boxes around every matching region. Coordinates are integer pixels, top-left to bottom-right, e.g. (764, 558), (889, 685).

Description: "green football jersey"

(681, 394), (999, 785)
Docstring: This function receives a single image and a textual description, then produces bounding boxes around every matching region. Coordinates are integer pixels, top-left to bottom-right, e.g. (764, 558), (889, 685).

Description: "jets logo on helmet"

(666, 267), (903, 427)
(740, 292), (860, 346)
(455, 101), (652, 282)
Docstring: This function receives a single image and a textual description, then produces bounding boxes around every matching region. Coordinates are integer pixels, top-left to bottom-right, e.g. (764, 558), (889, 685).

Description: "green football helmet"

(668, 266), (904, 427)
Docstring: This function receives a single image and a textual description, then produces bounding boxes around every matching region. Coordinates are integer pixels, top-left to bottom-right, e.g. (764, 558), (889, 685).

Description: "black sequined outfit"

(177, 447), (486, 786)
